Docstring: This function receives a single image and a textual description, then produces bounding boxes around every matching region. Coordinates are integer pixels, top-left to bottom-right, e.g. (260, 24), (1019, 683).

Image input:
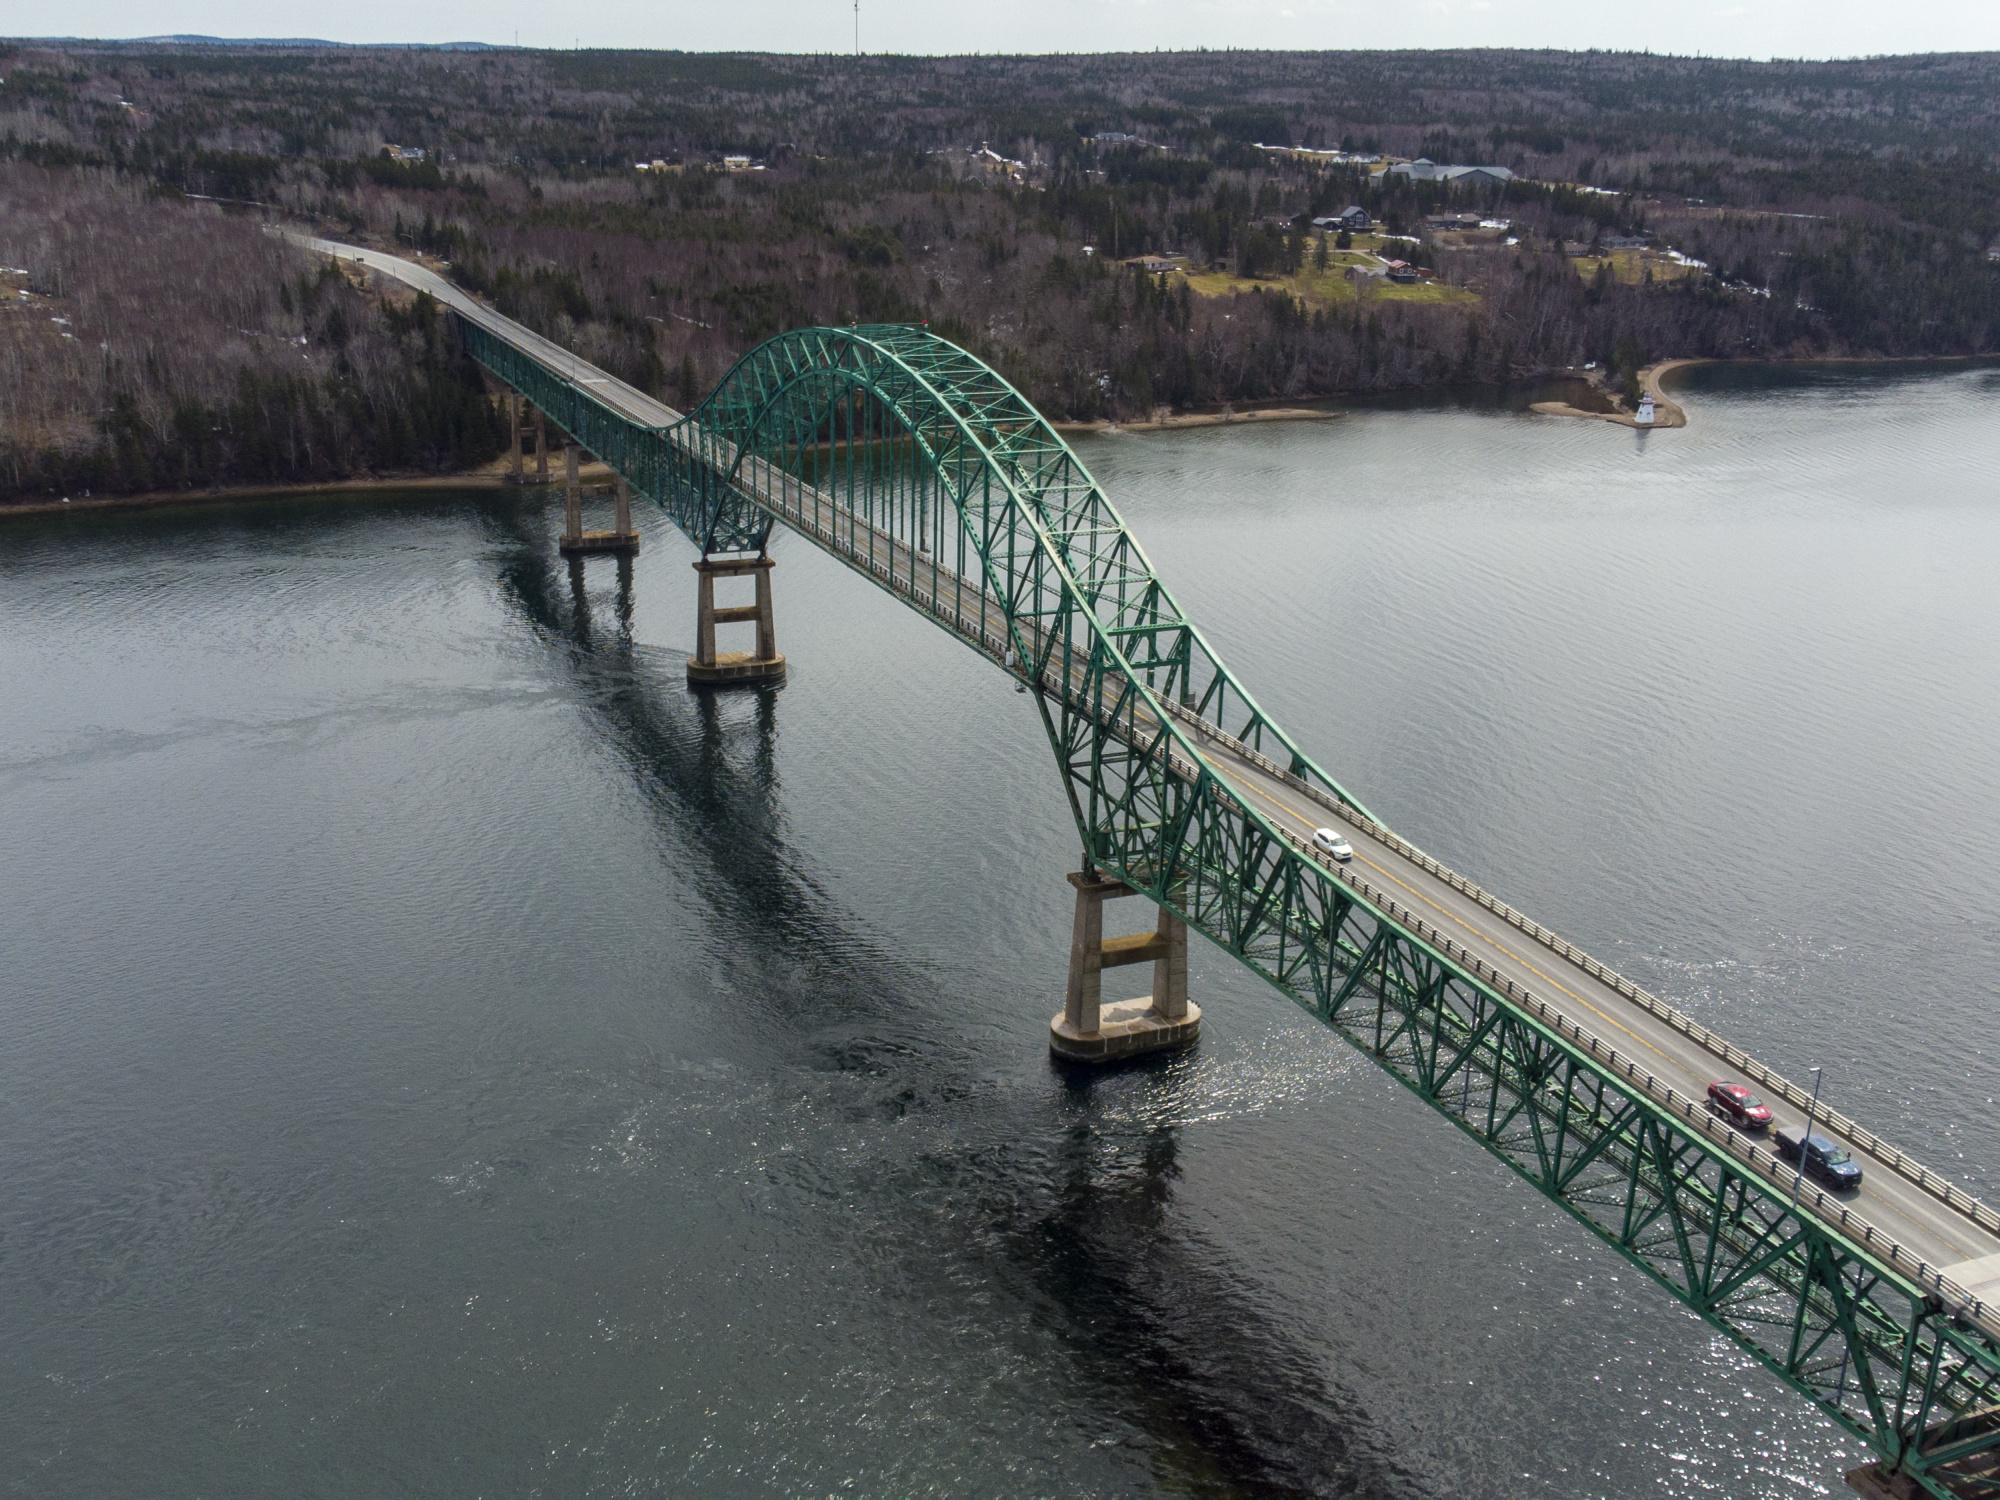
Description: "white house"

(1387, 159), (1513, 186)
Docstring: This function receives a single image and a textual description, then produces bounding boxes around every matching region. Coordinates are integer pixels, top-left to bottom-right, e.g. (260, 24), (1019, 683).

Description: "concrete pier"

(505, 392), (525, 482)
(504, 397), (552, 483)
(562, 442), (581, 540)
(557, 447), (640, 558)
(1050, 871), (1200, 1062)
(687, 555), (785, 685)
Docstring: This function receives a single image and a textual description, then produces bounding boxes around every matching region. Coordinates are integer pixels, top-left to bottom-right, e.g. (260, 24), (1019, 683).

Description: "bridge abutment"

(1050, 871), (1200, 1062)
(687, 555), (785, 685)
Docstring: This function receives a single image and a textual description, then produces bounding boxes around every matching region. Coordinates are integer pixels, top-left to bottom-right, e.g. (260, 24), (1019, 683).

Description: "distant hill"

(5, 39), (1999, 502)
(21, 35), (510, 49)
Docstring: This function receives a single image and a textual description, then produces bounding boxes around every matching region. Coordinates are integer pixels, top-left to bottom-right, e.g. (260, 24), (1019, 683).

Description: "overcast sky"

(33, 0), (2000, 62)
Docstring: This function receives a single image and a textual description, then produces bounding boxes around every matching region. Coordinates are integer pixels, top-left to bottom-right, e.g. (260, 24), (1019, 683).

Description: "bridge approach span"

(304, 234), (2000, 1496)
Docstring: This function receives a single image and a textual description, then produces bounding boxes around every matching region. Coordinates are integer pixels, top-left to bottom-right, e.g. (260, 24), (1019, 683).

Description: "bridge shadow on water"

(1021, 1060), (1425, 1499)
(483, 499), (1422, 1499)
(488, 504), (806, 952)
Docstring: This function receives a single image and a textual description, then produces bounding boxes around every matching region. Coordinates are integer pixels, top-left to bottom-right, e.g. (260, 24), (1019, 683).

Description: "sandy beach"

(1530, 359), (1698, 430)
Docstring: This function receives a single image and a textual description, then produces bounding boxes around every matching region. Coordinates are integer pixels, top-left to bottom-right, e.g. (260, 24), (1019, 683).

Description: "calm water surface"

(4, 362), (1998, 1498)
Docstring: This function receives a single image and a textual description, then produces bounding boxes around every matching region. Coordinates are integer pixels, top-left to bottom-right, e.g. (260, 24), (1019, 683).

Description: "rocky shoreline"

(0, 457), (626, 520)
(1055, 405), (1341, 435)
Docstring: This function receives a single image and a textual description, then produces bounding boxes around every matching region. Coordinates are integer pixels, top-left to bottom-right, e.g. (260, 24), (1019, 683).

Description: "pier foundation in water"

(686, 555), (785, 685)
(1050, 871), (1200, 1062)
(557, 444), (640, 558)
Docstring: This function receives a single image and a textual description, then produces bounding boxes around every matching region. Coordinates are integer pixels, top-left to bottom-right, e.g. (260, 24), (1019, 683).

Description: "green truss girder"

(456, 313), (2000, 1496)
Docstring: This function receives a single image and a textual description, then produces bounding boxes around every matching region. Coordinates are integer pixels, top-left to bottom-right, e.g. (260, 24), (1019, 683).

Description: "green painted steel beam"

(453, 310), (2000, 1497)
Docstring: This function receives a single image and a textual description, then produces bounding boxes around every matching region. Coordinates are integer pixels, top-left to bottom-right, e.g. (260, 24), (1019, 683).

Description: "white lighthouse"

(1635, 392), (1656, 425)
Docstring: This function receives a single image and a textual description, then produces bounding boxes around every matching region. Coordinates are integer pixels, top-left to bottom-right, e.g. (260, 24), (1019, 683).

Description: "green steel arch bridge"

(311, 236), (1999, 1499)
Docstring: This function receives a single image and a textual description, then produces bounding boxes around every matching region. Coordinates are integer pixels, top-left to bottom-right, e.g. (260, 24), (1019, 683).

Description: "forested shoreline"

(3, 41), (1998, 501)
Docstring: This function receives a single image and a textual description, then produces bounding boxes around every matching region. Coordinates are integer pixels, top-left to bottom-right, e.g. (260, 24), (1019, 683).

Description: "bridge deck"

(1194, 728), (2000, 1292)
(303, 231), (2000, 1334)
(294, 235), (689, 431)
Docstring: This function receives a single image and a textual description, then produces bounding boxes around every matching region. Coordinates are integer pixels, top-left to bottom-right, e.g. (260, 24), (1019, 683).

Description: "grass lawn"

(1571, 248), (1703, 286)
(1343, 232), (1422, 253)
(1180, 264), (1479, 308)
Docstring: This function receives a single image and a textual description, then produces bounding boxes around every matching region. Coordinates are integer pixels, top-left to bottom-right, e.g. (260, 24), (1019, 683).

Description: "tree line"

(3, 41), (1997, 500)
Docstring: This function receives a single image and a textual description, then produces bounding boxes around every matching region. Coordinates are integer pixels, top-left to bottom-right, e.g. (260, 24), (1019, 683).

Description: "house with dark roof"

(1312, 205), (1372, 231)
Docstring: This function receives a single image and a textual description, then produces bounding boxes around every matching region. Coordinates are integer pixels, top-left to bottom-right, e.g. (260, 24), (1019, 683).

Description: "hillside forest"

(3, 42), (1999, 499)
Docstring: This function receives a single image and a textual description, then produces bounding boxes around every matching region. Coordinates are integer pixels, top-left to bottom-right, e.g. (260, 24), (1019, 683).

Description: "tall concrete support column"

(686, 555), (785, 685)
(614, 477), (633, 538)
(562, 442), (583, 545)
(1152, 901), (1189, 1021)
(753, 558), (777, 662)
(1061, 871), (1114, 1036)
(1050, 871), (1200, 1062)
(506, 392), (524, 482)
(695, 565), (718, 666)
(533, 408), (548, 481)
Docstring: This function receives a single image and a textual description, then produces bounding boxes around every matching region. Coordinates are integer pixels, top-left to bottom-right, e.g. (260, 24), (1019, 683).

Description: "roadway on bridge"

(290, 233), (687, 432)
(300, 231), (2000, 1322)
(1185, 725), (2000, 1292)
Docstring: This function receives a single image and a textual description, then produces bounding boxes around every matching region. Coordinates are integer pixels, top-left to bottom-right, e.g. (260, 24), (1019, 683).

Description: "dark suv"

(1775, 1127), (1864, 1191)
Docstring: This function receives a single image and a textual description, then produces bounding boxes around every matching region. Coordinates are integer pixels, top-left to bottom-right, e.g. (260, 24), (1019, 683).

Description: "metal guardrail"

(1228, 799), (2000, 1338)
(1161, 699), (2000, 1256)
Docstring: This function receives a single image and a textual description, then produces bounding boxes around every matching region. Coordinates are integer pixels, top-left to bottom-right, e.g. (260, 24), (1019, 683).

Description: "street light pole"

(1789, 1065), (1825, 1214)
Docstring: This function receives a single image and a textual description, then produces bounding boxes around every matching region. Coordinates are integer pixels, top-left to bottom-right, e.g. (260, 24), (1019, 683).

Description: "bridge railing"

(471, 293), (2000, 1279)
(1143, 697), (2000, 1338)
(1159, 696), (2000, 1250)
(455, 313), (775, 555)
(1136, 689), (2000, 1473)
(1267, 814), (2000, 1337)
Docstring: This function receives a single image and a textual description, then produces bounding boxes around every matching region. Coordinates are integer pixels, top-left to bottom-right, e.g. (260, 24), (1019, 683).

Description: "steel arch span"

(686, 323), (1372, 810)
(455, 311), (2000, 1498)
